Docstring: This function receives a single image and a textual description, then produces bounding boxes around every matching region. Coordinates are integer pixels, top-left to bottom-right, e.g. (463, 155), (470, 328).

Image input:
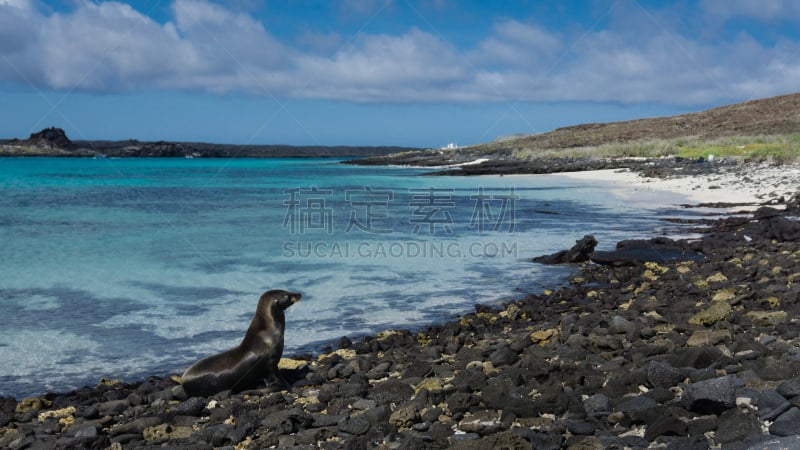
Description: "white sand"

(553, 162), (800, 211)
(428, 158), (490, 169)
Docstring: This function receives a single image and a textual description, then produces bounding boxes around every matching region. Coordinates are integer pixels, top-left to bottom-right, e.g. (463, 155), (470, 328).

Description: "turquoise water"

(0, 158), (677, 398)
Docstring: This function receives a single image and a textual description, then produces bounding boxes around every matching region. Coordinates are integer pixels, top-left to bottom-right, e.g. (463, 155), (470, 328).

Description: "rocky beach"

(1, 158), (799, 450)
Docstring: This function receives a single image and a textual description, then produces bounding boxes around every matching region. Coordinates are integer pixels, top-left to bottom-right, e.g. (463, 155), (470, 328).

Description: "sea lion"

(181, 289), (301, 397)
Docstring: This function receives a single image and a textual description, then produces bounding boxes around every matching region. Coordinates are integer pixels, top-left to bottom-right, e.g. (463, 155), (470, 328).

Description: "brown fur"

(181, 290), (301, 397)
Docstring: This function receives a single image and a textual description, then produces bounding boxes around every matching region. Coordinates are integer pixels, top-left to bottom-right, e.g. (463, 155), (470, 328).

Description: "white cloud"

(38, 1), (193, 90)
(0, 0), (798, 106)
(0, 0), (37, 55)
(473, 20), (561, 69)
(0, 0), (31, 9)
(171, 0), (286, 69)
(295, 28), (463, 96)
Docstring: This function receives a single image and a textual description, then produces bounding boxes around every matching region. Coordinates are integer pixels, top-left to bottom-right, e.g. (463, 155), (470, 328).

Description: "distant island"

(0, 127), (420, 158)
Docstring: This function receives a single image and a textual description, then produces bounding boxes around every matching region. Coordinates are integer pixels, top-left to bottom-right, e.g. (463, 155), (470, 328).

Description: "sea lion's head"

(259, 289), (302, 311)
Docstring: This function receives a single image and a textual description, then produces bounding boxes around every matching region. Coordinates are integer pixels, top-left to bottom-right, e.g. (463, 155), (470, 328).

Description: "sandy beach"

(555, 161), (800, 209)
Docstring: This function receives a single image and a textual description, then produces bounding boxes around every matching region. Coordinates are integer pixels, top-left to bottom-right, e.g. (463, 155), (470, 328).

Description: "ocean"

(0, 157), (684, 398)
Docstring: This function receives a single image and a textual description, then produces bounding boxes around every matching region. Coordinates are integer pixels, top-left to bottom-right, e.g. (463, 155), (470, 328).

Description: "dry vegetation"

(510, 133), (800, 162)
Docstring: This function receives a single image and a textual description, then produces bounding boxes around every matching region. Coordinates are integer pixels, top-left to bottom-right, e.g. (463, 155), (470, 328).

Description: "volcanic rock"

(589, 237), (702, 266)
(533, 235), (597, 264)
(683, 376), (737, 414)
(22, 127), (75, 150)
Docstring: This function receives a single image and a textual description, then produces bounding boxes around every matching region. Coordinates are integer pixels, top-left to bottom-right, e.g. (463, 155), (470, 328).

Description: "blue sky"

(1, 0), (799, 147)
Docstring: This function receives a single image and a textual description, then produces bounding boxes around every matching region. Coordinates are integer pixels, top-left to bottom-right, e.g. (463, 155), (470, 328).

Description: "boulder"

(590, 237), (702, 266)
(769, 407), (800, 436)
(534, 235), (598, 264)
(683, 376), (737, 414)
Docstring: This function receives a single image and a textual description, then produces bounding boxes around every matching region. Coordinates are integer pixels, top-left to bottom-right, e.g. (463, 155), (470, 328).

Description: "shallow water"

(0, 157), (681, 398)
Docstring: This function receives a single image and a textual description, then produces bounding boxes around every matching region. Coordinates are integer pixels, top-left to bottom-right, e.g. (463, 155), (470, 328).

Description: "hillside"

(491, 92), (800, 149)
(351, 92), (800, 171)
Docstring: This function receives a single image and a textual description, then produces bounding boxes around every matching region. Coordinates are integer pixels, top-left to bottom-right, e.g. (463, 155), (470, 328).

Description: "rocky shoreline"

(3, 170), (800, 449)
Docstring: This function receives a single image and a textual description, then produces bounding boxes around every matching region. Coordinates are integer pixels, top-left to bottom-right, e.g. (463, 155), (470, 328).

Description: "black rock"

(260, 409), (313, 435)
(109, 417), (161, 436)
(647, 360), (684, 389)
(686, 415), (717, 436)
(312, 413), (344, 427)
(489, 346), (519, 367)
(448, 430), (530, 450)
(397, 434), (430, 450)
(757, 390), (792, 420)
(644, 415), (687, 441)
(428, 421), (455, 443)
(401, 360), (432, 379)
(684, 376), (737, 414)
(743, 436), (800, 450)
(617, 435), (651, 449)
(715, 408), (762, 445)
(777, 377), (800, 398)
(453, 367), (488, 393)
(360, 404), (392, 427)
(338, 336), (353, 349)
(71, 424), (100, 439)
(590, 237), (702, 266)
(370, 379), (414, 405)
(338, 416), (371, 435)
(769, 407), (800, 436)
(751, 207), (800, 241)
(670, 346), (731, 370)
(0, 397), (20, 426)
(687, 367), (718, 383)
(565, 420), (595, 435)
(482, 380), (539, 417)
(194, 423), (233, 447)
(645, 387), (675, 404)
(615, 395), (659, 424)
(169, 396), (207, 417)
(583, 393), (610, 418)
(533, 235), (597, 264)
(519, 430), (562, 450)
(664, 436), (712, 450)
(616, 395), (658, 413)
(339, 382), (368, 398)
(447, 392), (481, 415)
(754, 207), (783, 220)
